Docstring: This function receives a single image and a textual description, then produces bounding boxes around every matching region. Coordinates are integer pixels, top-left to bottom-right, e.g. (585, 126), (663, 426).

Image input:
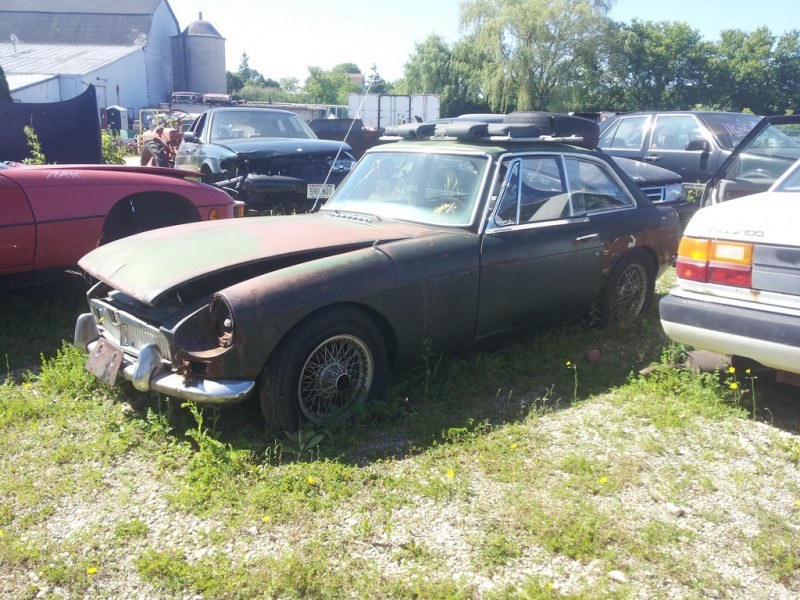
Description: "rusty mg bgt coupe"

(75, 113), (681, 431)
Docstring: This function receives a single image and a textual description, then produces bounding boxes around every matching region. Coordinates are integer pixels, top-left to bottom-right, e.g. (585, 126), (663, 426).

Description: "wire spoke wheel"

(298, 334), (374, 424)
(610, 262), (648, 322)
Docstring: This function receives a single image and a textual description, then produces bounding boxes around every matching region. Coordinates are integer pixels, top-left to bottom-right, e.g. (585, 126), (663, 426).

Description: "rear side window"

(564, 158), (634, 213)
(650, 115), (703, 151)
(599, 116), (649, 149)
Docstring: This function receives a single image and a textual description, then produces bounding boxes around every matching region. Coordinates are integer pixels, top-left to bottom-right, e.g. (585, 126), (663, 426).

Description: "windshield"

(323, 151), (489, 226)
(208, 110), (316, 142)
(701, 113), (761, 150)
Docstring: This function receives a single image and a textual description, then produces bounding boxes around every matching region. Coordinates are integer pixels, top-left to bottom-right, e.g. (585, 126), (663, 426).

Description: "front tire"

(259, 307), (388, 432)
(601, 251), (655, 324)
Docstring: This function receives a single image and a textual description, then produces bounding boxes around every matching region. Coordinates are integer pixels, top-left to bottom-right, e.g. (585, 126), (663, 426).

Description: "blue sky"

(167, 0), (797, 83)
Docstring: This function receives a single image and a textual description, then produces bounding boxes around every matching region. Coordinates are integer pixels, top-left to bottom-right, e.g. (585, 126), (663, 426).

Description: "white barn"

(0, 0), (222, 112)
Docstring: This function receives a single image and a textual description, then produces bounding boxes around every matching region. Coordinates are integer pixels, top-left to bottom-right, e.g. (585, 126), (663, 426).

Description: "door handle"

(575, 233), (599, 242)
(644, 154), (660, 162)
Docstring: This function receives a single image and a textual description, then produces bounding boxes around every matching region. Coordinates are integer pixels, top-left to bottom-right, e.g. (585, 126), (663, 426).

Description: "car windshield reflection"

(323, 151), (489, 226)
(774, 160), (800, 193)
(209, 109), (316, 142)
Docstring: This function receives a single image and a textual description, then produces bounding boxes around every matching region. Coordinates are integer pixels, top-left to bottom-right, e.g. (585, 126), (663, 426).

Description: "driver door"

(475, 154), (603, 339)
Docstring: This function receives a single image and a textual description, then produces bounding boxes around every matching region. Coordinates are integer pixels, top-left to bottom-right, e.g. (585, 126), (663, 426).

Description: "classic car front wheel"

(259, 307), (388, 432)
(601, 251), (655, 325)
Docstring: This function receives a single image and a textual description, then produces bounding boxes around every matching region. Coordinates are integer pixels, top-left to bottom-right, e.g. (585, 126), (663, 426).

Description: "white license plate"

(307, 183), (335, 199)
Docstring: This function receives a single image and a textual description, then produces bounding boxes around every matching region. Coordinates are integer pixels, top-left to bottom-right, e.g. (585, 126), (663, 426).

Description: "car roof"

(611, 110), (755, 117)
(203, 106), (296, 116)
(371, 138), (598, 156)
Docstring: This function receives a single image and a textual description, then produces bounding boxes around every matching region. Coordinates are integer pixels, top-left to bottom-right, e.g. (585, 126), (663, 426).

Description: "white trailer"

(348, 94), (440, 130)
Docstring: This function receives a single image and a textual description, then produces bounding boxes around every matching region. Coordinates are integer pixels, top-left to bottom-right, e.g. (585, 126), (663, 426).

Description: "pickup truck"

(309, 118), (384, 159)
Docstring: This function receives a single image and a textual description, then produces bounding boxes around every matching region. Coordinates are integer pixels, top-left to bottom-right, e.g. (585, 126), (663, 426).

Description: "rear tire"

(259, 307), (388, 432)
(601, 251), (655, 324)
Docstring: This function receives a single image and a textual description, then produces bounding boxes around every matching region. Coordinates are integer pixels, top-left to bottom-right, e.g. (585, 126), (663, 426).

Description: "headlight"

(664, 183), (687, 202)
(325, 156), (355, 173)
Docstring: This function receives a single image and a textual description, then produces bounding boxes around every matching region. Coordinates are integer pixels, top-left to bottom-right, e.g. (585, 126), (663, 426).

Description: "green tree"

(304, 67), (351, 104)
(237, 52), (258, 81)
(460, 0), (614, 111)
(279, 77), (300, 93)
(332, 62), (362, 75)
(774, 30), (800, 112)
(365, 64), (389, 95)
(226, 71), (244, 93)
(595, 20), (712, 111)
(0, 64), (11, 101)
(398, 34), (489, 116)
(710, 27), (776, 114)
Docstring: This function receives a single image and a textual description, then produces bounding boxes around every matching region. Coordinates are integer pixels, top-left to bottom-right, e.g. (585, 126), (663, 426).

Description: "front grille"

(247, 154), (350, 185)
(639, 185), (665, 202)
(90, 299), (172, 361)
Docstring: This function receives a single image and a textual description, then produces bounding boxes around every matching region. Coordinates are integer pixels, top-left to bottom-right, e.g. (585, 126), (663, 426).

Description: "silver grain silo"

(171, 13), (226, 95)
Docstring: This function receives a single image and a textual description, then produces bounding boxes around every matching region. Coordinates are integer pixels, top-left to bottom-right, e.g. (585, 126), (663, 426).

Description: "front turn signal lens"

(208, 208), (219, 220)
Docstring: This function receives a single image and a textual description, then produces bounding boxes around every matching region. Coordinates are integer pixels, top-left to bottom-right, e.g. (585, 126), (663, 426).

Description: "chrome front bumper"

(74, 313), (255, 405)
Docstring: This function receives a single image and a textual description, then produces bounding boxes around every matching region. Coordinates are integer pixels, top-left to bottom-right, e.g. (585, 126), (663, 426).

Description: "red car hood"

(79, 213), (436, 305)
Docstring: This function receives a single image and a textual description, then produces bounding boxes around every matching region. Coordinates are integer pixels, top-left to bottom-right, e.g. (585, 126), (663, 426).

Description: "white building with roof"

(0, 0), (226, 112)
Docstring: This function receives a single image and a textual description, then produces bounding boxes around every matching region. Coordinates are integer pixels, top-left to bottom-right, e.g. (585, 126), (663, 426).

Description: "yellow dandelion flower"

(23, 382), (31, 389)
(261, 515), (271, 523)
(510, 443), (518, 450)
(86, 566), (98, 575)
(446, 469), (455, 478)
(599, 476), (608, 485)
(0, 529), (4, 537)
(547, 582), (554, 590)
(746, 368), (751, 375)
(565, 361), (572, 367)
(729, 382), (739, 390)
(307, 476), (316, 485)
(727, 366), (736, 374)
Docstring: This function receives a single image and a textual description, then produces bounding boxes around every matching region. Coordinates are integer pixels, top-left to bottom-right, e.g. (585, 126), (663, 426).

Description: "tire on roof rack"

(502, 112), (599, 149)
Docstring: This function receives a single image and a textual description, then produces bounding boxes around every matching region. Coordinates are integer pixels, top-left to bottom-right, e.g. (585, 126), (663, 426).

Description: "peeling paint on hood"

(78, 213), (435, 305)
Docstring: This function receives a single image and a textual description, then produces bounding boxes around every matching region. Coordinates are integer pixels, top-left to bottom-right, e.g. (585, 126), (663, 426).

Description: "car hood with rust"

(210, 137), (351, 157)
(78, 214), (437, 305)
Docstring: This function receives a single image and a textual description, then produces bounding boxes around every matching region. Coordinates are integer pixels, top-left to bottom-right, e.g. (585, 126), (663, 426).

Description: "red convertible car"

(0, 163), (241, 290)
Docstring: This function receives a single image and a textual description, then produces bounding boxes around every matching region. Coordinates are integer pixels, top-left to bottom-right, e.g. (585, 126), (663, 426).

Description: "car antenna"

(309, 71), (376, 213)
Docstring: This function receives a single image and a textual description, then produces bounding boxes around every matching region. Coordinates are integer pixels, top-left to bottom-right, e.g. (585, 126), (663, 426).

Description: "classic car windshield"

(209, 110), (316, 142)
(324, 151), (489, 226)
